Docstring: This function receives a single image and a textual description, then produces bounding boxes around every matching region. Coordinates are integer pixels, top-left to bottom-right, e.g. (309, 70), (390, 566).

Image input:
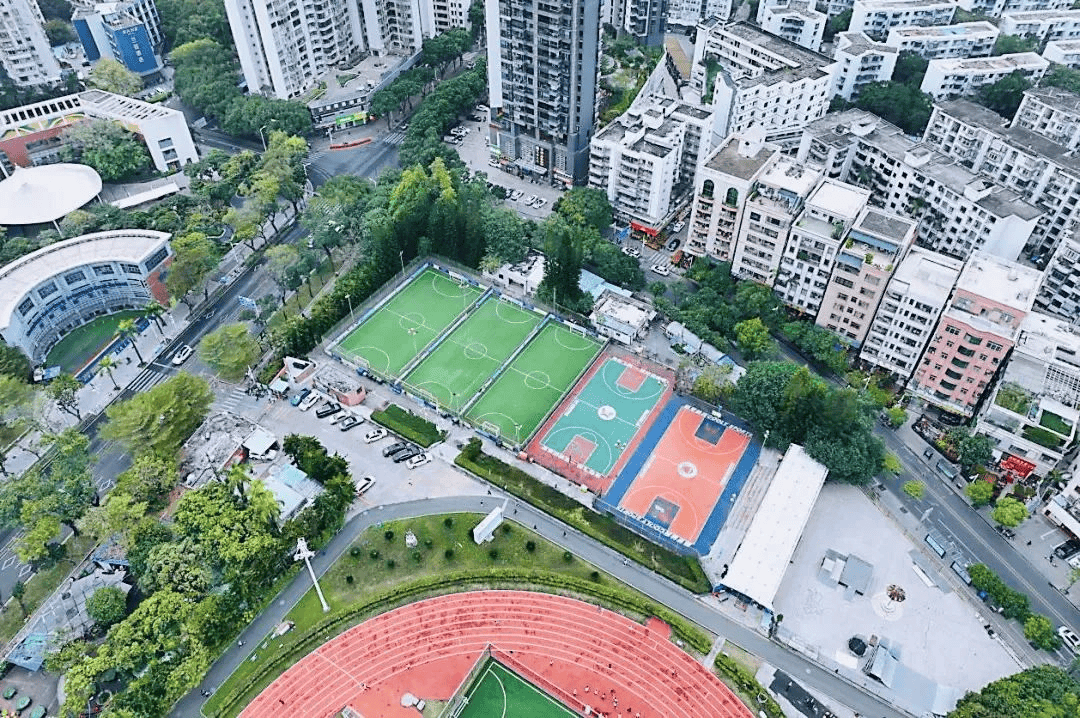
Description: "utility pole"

(294, 537), (329, 612)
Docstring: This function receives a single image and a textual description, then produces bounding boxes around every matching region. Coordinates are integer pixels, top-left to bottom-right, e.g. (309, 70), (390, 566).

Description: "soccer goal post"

(481, 420), (501, 437)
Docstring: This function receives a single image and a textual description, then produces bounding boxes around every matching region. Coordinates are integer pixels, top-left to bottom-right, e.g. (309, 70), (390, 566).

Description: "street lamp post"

(345, 293), (353, 321)
(258, 124), (268, 152)
(399, 249), (405, 275)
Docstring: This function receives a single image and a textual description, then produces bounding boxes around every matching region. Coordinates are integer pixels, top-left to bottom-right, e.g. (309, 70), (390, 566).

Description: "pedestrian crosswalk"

(216, 387), (249, 414)
(383, 131), (407, 146)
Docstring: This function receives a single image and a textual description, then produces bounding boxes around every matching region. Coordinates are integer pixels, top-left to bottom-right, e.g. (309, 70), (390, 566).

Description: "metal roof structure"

(0, 164), (102, 225)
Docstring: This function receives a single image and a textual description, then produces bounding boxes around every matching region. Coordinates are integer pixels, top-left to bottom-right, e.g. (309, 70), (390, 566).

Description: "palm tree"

(142, 301), (167, 334)
(116, 319), (145, 365)
(97, 355), (120, 390)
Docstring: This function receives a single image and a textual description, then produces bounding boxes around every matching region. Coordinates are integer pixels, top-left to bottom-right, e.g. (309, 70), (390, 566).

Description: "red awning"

(630, 221), (659, 237)
(1000, 454), (1036, 479)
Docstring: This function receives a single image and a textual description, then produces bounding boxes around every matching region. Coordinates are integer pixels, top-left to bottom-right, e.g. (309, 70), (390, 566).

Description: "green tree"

(88, 58), (143, 96)
(992, 34), (1039, 55)
(101, 373), (213, 457)
(142, 301), (167, 333)
(891, 51), (929, 88)
(44, 19), (77, 45)
(141, 538), (212, 595)
(156, 0), (232, 47)
(265, 244), (300, 302)
(965, 479), (994, 507)
(38, 0), (72, 20)
(46, 373), (83, 420)
(823, 9), (851, 42)
(554, 187), (613, 232)
(10, 580), (25, 615)
(882, 452), (902, 474)
(884, 405), (908, 428)
(975, 70), (1031, 118)
(949, 666), (1080, 718)
(0, 375), (37, 474)
(117, 318), (145, 365)
(165, 232), (218, 307)
(198, 323), (260, 381)
(1024, 614), (1061, 651)
(1044, 65), (1080, 94)
(992, 496), (1028, 528)
(902, 480), (925, 499)
(691, 363), (734, 405)
(854, 82), (934, 135)
(76, 493), (148, 547)
(538, 216), (585, 310)
(947, 427), (994, 472)
(734, 317), (772, 358)
(588, 242), (645, 290)
(0, 341), (31, 381)
(96, 355), (120, 390)
(59, 119), (151, 181)
(114, 452), (177, 508)
(86, 586), (128, 628)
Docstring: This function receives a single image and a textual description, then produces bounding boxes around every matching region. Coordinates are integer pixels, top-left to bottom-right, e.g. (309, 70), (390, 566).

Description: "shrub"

(345, 575), (353, 584)
(488, 549), (499, 561)
(384, 530), (395, 542)
(385, 559), (396, 570)
(350, 547), (361, 558)
(525, 540), (536, 553)
(443, 517), (454, 529)
(589, 571), (601, 582)
(424, 538), (434, 549)
(369, 549), (380, 560)
(500, 523), (511, 535)
(444, 549), (454, 560)
(412, 551), (422, 564)
(371, 404), (446, 447)
(563, 551), (574, 563)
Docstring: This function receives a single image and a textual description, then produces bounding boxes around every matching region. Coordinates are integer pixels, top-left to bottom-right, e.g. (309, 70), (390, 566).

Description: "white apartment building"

(1013, 86), (1080, 152)
(686, 129), (780, 260)
(774, 178), (871, 315)
(798, 110), (1043, 261)
(819, 0), (856, 16)
(757, 0), (826, 51)
(816, 208), (916, 347)
(692, 20), (837, 147)
(921, 53), (1050, 99)
(0, 0), (62, 87)
(832, 31), (898, 100)
(1000, 9), (1080, 42)
(730, 156), (824, 284)
(1044, 39), (1080, 67)
(1038, 227), (1080, 318)
(885, 22), (999, 59)
(922, 100), (1080, 260)
(859, 247), (963, 382)
(849, 0), (957, 41)
(957, 0), (1070, 16)
(588, 95), (714, 229)
(978, 311), (1080, 476)
(665, 0), (732, 30)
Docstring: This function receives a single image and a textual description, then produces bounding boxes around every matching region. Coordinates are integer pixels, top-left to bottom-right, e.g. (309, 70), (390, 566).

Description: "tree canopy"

(165, 231), (219, 305)
(974, 70), (1031, 118)
(59, 119), (151, 181)
(101, 373), (213, 457)
(86, 587), (128, 628)
(554, 187), (613, 233)
(88, 59), (143, 96)
(198, 323), (261, 380)
(854, 82), (934, 135)
(949, 666), (1080, 717)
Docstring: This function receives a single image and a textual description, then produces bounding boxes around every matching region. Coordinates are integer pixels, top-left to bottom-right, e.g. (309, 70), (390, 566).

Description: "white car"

(1059, 626), (1080, 653)
(364, 427), (388, 443)
(524, 194), (538, 205)
(510, 189), (524, 201)
(406, 453), (431, 469)
(450, 126), (468, 136)
(171, 345), (193, 365)
(355, 475), (375, 497)
(532, 197), (548, 209)
(671, 221), (685, 233)
(650, 264), (671, 276)
(475, 104), (489, 113)
(621, 246), (641, 258)
(299, 392), (321, 411)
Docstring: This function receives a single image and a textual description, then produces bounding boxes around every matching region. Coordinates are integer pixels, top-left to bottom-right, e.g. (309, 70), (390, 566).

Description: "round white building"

(0, 230), (173, 363)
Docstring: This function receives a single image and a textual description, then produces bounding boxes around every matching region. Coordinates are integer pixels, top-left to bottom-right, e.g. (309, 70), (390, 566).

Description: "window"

(122, 264), (141, 274)
(64, 270), (85, 284)
(94, 264), (115, 276)
(143, 247), (169, 272)
(38, 283), (58, 299)
(986, 341), (1003, 352)
(702, 180), (715, 199)
(17, 298), (33, 316)
(964, 333), (982, 345)
(725, 187), (739, 206)
(945, 325), (960, 335)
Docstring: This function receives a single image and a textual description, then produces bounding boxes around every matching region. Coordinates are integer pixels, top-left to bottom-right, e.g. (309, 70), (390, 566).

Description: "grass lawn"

(0, 534), (96, 643)
(402, 297), (540, 410)
(466, 323), (601, 443)
(205, 513), (712, 718)
(458, 660), (576, 718)
(44, 310), (142, 373)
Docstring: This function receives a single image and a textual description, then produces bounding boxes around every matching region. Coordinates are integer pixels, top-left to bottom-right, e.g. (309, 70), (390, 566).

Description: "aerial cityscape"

(0, 0), (1078, 713)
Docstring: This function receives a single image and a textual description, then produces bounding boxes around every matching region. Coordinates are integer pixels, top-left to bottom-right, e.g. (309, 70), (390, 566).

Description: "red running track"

(242, 590), (754, 718)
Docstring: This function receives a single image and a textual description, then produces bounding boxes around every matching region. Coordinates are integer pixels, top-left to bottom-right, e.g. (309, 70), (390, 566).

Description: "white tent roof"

(0, 164), (102, 224)
(722, 444), (829, 610)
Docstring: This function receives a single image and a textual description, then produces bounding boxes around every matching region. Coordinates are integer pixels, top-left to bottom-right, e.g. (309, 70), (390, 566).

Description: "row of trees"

(370, 27), (473, 129)
(171, 39), (311, 139)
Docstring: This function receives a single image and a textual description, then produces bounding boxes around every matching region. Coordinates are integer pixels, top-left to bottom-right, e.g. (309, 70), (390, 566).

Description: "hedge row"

(456, 447), (711, 593)
(370, 404), (446, 447)
(714, 653), (785, 718)
(208, 569), (713, 718)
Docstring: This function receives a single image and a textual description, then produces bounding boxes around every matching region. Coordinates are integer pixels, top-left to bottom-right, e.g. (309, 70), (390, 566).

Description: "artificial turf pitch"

(403, 297), (541, 411)
(456, 661), (575, 718)
(334, 268), (482, 377)
(466, 322), (602, 443)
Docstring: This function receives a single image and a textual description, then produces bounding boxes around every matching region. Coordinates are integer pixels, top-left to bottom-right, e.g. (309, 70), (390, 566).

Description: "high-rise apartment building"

(911, 251), (1041, 418)
(999, 9), (1080, 42)
(920, 53), (1049, 99)
(757, 0), (826, 51)
(859, 247), (963, 382)
(849, 0), (957, 41)
(72, 0), (163, 78)
(486, 0), (600, 187)
(665, 0), (731, 30)
(1037, 226), (1080, 318)
(1013, 86), (1080, 152)
(957, 0), (1069, 16)
(0, 0), (62, 87)
(884, 22), (999, 59)
(1043, 39), (1080, 67)
(831, 31), (897, 100)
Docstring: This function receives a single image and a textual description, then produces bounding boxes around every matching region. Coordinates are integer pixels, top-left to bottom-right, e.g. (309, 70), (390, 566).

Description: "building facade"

(773, 178), (870, 315)
(884, 22), (999, 59)
(797, 109), (1043, 262)
(622, 0), (667, 45)
(859, 247), (963, 382)
(72, 0), (163, 77)
(977, 311), (1080, 476)
(0, 230), (172, 362)
(999, 9), (1080, 42)
(957, 0), (1070, 15)
(1043, 39), (1080, 67)
(920, 53), (1049, 99)
(1037, 227), (1080, 318)
(664, 0), (732, 29)
(0, 0), (63, 87)
(832, 31), (898, 100)
(910, 251), (1042, 417)
(849, 0), (957, 41)
(757, 0), (826, 51)
(1013, 86), (1080, 152)
(815, 208), (915, 347)
(486, 0), (600, 187)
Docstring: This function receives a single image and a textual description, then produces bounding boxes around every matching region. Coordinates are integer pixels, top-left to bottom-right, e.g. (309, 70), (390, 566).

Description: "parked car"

(364, 427), (388, 443)
(532, 197), (547, 209)
(650, 264), (670, 277)
(393, 446), (423, 463)
(524, 194), (538, 205)
(338, 415), (361, 431)
(355, 475), (375, 497)
(382, 441), (410, 458)
(475, 104), (489, 113)
(1059, 626), (1080, 653)
(510, 189), (524, 201)
(299, 392), (321, 411)
(289, 388), (311, 406)
(671, 221), (685, 233)
(666, 237), (680, 251)
(622, 246), (641, 258)
(1055, 539), (1080, 559)
(171, 345), (193, 365)
(315, 401), (341, 418)
(406, 452), (431, 469)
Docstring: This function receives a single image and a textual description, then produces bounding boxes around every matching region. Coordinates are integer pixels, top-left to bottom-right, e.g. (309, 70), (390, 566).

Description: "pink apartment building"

(911, 252), (1042, 418)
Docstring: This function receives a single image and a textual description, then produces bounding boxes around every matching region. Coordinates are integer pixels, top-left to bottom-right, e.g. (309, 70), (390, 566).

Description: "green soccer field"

(45, 310), (143, 373)
(403, 297), (541, 410)
(457, 661), (575, 718)
(335, 268), (482, 377)
(466, 322), (602, 443)
(539, 358), (667, 476)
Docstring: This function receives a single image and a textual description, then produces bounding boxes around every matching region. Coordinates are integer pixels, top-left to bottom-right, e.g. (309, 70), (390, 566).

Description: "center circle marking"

(597, 405), (617, 421)
(677, 461), (698, 478)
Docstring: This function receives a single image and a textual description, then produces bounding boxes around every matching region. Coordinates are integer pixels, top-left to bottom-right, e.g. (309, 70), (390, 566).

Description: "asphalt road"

(176, 495), (908, 718)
